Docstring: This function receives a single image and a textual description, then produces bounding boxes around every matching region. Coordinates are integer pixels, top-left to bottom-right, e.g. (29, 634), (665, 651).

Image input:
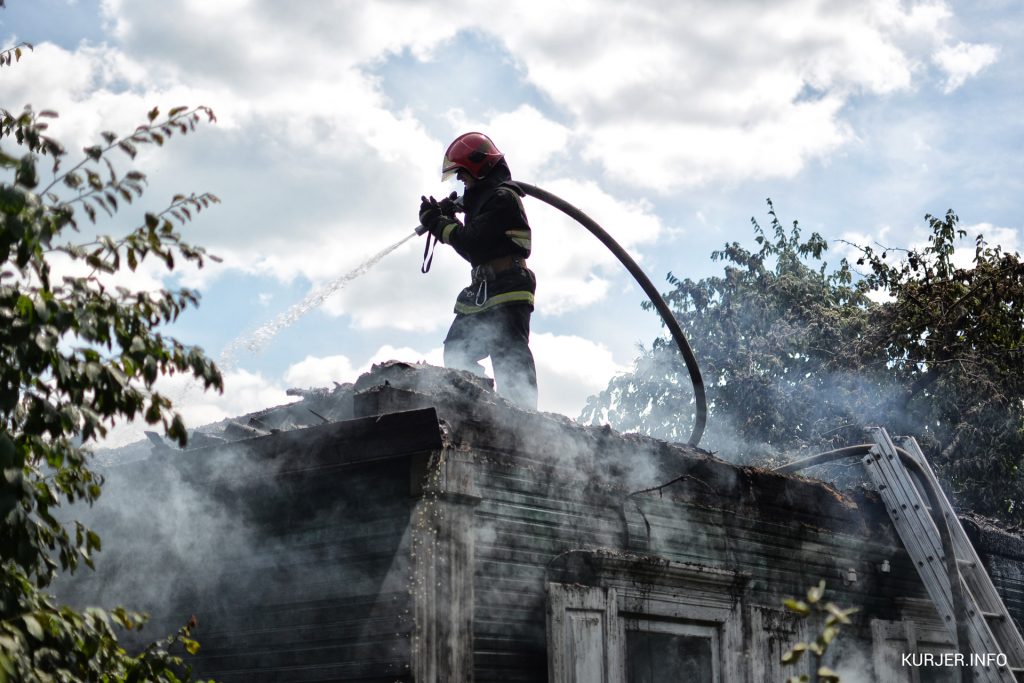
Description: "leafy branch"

(41, 105), (216, 201)
(0, 105), (65, 165)
(59, 192), (222, 276)
(0, 561), (207, 681)
(0, 40), (31, 67)
(781, 581), (858, 683)
(2, 89), (221, 679)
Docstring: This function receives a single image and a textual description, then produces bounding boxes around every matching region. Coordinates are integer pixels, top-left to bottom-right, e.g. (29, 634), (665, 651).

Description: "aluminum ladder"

(863, 427), (1024, 681)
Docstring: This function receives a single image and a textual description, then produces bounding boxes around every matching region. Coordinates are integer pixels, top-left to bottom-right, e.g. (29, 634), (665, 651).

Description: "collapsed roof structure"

(69, 362), (1024, 682)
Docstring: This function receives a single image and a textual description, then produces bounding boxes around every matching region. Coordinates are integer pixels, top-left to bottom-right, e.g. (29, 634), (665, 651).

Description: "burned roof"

(97, 360), (1024, 552)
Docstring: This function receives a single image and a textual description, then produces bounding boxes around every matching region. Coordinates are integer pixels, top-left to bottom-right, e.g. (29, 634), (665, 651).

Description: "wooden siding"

(65, 409), (443, 683)
(463, 447), (931, 682)
(65, 364), (1024, 681)
(184, 458), (416, 682)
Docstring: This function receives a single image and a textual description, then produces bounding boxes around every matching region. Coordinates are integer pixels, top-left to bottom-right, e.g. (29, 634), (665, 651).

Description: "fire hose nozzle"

(415, 224), (428, 236)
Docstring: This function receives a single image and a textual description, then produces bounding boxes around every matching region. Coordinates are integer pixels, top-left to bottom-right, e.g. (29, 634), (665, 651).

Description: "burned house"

(73, 362), (1024, 682)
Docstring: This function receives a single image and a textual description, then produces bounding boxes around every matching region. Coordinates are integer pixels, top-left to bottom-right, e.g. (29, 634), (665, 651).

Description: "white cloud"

(80, 0), (997, 214)
(933, 41), (999, 93)
(484, 0), (989, 189)
(193, 367), (295, 421)
(282, 345), (444, 389)
(951, 223), (1021, 267)
(9, 0), (1007, 427)
(446, 105), (573, 181)
(42, 246), (169, 294)
(965, 223), (1021, 254)
(100, 367), (296, 448)
(364, 344), (445, 368)
(282, 354), (358, 389)
(532, 332), (630, 417)
(584, 95), (851, 190)
(525, 177), (665, 314)
(316, 235), (467, 332)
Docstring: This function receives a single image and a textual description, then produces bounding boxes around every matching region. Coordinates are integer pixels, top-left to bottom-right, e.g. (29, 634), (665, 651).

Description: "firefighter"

(418, 132), (538, 409)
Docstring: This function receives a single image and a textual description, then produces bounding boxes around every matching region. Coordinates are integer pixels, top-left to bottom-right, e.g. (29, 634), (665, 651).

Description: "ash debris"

(103, 361), (530, 461)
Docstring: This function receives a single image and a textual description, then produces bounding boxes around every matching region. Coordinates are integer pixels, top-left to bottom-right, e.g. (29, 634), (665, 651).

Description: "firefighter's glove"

(437, 191), (460, 217)
(419, 195), (460, 242)
(419, 195), (440, 227)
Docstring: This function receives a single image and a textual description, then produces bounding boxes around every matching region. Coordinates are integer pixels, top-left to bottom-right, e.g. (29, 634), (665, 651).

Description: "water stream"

(98, 231), (421, 451)
(218, 230), (419, 368)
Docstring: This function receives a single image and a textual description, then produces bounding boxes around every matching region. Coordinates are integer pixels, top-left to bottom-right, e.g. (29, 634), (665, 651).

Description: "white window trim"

(871, 616), (955, 683)
(547, 552), (747, 683)
(750, 605), (812, 683)
(547, 585), (622, 683)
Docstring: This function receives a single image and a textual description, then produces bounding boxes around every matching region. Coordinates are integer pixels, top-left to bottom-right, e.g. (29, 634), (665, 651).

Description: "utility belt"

(466, 255), (530, 309)
(471, 255), (527, 283)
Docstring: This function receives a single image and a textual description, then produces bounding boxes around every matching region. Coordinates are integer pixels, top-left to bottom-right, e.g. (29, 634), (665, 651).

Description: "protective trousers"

(443, 303), (538, 410)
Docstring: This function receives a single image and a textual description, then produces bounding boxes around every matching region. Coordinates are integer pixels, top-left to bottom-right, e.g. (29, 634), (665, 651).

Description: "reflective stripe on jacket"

(444, 165), (535, 316)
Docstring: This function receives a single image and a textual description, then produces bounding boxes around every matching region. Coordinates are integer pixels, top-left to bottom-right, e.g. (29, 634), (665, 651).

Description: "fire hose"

(418, 183), (707, 448)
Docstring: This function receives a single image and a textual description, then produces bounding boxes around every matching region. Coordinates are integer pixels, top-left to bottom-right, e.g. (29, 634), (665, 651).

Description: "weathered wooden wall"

(64, 362), (1024, 682)
(349, 372), (1024, 682)
(449, 438), (1024, 682)
(463, 449), (915, 681)
(184, 456), (416, 682)
(66, 409), (442, 683)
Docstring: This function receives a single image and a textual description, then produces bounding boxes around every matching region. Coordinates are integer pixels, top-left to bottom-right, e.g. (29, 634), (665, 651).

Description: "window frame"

(871, 616), (956, 683)
(547, 553), (746, 683)
(749, 605), (812, 683)
(622, 616), (722, 682)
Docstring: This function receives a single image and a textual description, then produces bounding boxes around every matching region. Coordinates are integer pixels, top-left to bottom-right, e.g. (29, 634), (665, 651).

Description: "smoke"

(57, 415), (417, 670)
(826, 633), (878, 683)
(58, 360), (938, 680)
(581, 331), (916, 482)
(58, 444), (271, 639)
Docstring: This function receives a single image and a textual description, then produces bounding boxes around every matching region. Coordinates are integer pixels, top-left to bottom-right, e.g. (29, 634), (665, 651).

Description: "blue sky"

(2, 0), (1020, 444)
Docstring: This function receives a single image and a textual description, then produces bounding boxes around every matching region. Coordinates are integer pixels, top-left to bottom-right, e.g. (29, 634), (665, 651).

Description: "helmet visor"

(441, 155), (460, 181)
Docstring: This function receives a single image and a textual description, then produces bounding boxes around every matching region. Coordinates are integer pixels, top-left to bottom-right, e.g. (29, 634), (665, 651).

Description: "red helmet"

(441, 132), (504, 181)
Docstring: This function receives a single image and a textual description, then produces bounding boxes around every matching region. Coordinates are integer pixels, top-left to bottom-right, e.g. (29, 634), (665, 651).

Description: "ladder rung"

(957, 558), (977, 569)
(983, 611), (1006, 620)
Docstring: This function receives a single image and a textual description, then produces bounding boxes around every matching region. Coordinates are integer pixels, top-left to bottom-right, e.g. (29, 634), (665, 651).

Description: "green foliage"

(2, 69), (222, 682)
(781, 581), (857, 683)
(582, 200), (881, 453)
(581, 200), (1024, 522)
(851, 210), (1024, 520)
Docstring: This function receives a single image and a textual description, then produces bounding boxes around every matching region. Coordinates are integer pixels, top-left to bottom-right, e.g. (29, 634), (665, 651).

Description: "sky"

(2, 0), (1021, 446)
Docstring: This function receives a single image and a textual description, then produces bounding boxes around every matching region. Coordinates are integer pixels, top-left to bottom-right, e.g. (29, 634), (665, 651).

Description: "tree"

(582, 202), (885, 453)
(854, 211), (1024, 521)
(2, 78), (223, 682)
(581, 202), (1024, 523)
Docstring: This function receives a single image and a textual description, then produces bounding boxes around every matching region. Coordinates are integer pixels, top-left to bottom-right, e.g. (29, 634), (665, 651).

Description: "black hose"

(775, 444), (971, 681)
(515, 182), (707, 448)
(773, 445), (875, 474)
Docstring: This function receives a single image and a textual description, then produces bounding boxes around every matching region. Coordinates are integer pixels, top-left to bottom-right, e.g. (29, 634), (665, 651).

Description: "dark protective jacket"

(438, 161), (536, 316)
